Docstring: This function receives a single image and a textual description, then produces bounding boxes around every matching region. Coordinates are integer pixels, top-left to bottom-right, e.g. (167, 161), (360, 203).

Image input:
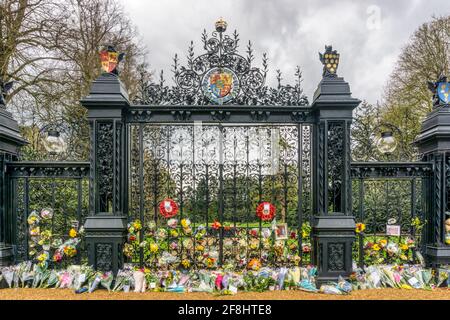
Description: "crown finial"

(319, 45), (340, 78)
(215, 17), (227, 33)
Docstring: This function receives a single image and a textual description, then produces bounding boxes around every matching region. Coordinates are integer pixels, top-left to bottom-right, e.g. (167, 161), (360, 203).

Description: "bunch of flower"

(357, 218), (426, 266)
(123, 214), (314, 270)
(27, 209), (82, 267)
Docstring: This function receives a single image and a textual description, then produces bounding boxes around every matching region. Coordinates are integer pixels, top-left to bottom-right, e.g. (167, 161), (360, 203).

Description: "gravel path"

(0, 288), (449, 300)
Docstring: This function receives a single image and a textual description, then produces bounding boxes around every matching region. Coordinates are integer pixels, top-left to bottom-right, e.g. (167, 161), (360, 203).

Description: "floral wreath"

(159, 198), (179, 218)
(256, 202), (276, 221)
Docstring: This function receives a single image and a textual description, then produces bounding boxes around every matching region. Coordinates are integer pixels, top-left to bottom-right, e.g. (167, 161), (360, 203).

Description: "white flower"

(386, 242), (399, 255)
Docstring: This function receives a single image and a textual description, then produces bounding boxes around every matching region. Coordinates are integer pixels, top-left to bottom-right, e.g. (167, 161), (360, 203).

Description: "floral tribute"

(256, 202), (276, 221)
(354, 217), (426, 266)
(159, 198), (179, 218)
(27, 209), (83, 268)
(123, 212), (313, 271)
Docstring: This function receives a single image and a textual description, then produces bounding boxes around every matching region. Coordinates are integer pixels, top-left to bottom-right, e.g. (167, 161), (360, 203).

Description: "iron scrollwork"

(327, 243), (345, 271)
(133, 21), (309, 107)
(96, 122), (114, 212)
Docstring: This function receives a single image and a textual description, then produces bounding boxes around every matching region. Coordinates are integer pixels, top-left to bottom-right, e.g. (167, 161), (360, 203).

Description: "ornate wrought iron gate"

(128, 123), (313, 267)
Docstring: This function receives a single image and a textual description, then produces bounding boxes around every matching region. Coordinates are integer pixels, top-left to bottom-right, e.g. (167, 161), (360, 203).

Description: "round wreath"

(159, 198), (179, 218)
(256, 202), (276, 221)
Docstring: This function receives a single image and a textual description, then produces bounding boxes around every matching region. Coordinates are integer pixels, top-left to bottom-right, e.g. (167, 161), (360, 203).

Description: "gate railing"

(4, 161), (90, 264)
(350, 162), (433, 268)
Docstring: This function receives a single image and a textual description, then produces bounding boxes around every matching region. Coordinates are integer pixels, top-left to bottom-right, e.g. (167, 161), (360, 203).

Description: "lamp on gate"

(42, 127), (67, 156)
(376, 131), (397, 155)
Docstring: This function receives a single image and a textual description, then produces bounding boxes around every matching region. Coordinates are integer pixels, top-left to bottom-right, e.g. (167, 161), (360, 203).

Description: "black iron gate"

(127, 123), (313, 268)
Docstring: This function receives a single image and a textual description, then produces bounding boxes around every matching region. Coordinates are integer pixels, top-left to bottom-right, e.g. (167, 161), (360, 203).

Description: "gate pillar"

(415, 76), (450, 267)
(311, 46), (360, 284)
(81, 73), (129, 274)
(0, 98), (27, 266)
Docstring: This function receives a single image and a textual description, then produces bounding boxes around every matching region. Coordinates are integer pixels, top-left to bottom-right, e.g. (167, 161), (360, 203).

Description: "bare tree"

(1, 0), (147, 160)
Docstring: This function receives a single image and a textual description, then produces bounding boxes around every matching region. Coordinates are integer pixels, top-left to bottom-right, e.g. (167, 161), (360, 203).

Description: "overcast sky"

(119, 0), (449, 104)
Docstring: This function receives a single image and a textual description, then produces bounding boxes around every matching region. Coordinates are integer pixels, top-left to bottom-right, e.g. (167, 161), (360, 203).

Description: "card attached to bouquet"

(229, 285), (238, 294)
(386, 224), (401, 236)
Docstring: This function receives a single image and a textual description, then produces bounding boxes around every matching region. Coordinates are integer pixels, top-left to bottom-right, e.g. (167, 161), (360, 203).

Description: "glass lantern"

(377, 131), (397, 155)
(43, 129), (67, 155)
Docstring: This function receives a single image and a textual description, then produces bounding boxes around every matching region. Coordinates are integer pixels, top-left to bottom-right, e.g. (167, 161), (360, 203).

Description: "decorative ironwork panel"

(327, 243), (345, 271)
(350, 161), (432, 267)
(133, 23), (309, 107)
(5, 162), (89, 263)
(327, 121), (345, 213)
(96, 122), (114, 213)
(96, 243), (113, 271)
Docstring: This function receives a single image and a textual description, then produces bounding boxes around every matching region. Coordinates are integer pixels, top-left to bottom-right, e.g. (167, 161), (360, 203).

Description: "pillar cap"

(0, 108), (27, 155)
(311, 77), (361, 119)
(80, 73), (130, 109)
(415, 106), (450, 154)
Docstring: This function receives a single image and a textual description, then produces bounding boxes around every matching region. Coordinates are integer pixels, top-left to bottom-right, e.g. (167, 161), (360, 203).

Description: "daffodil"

(69, 228), (77, 238)
(372, 244), (381, 251)
(37, 252), (48, 262)
(181, 259), (190, 268)
(378, 239), (387, 247)
(150, 243), (159, 253)
(400, 244), (409, 251)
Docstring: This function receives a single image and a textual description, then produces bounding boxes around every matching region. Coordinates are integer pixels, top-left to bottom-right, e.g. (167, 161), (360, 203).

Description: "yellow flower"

(37, 253), (48, 262)
(132, 220), (142, 231)
(400, 254), (408, 260)
(355, 223), (366, 233)
(150, 243), (159, 253)
(30, 227), (40, 236)
(195, 245), (204, 252)
(181, 259), (190, 268)
(302, 231), (309, 239)
(247, 258), (262, 271)
(400, 244), (409, 251)
(63, 246), (77, 257)
(170, 229), (178, 238)
(181, 219), (190, 228)
(379, 239), (387, 247)
(69, 228), (77, 238)
(372, 244), (380, 251)
(206, 257), (216, 268)
(400, 284), (412, 290)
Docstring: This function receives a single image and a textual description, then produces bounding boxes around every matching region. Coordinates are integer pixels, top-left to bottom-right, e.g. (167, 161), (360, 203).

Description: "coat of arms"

(438, 81), (450, 104)
(428, 75), (450, 107)
(99, 46), (125, 75)
(202, 67), (239, 104)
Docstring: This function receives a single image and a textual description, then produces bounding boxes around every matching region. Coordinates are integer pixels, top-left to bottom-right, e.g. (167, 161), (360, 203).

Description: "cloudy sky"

(119, 0), (449, 104)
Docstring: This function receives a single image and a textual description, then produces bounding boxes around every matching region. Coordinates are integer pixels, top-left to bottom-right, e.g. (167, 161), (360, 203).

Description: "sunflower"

(355, 223), (366, 233)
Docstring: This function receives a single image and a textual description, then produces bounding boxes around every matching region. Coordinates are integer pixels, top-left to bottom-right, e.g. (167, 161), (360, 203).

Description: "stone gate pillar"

(0, 99), (27, 266)
(415, 76), (450, 267)
(311, 46), (360, 284)
(81, 72), (129, 274)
